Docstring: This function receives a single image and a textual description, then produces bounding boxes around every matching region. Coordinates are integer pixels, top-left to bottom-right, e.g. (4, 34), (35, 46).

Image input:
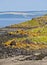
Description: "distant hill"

(0, 11), (47, 19)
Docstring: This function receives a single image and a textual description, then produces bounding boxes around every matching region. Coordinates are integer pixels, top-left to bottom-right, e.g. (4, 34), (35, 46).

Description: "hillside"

(9, 15), (47, 28)
(0, 15), (47, 59)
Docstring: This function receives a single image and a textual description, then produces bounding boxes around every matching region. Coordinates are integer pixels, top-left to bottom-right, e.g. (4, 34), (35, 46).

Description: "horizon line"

(0, 10), (47, 12)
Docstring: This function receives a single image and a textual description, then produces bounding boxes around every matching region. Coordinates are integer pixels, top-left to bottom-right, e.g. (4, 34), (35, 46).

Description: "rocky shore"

(0, 56), (47, 65)
(0, 15), (47, 65)
(0, 43), (47, 60)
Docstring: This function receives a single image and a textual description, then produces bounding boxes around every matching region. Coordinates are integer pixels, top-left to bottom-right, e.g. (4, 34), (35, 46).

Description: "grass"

(31, 36), (47, 44)
(1, 15), (47, 50)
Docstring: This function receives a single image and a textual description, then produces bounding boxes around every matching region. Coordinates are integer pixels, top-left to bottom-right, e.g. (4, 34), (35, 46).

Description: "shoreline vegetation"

(0, 14), (47, 60)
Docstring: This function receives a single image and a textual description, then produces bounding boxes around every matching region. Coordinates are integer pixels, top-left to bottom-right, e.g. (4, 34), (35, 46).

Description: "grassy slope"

(10, 15), (47, 27)
(3, 15), (47, 50)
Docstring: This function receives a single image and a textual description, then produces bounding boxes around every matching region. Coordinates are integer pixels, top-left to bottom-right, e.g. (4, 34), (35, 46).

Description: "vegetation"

(0, 15), (47, 50)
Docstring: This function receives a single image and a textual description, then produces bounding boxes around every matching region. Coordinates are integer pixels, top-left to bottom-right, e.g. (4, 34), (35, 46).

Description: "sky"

(0, 0), (47, 11)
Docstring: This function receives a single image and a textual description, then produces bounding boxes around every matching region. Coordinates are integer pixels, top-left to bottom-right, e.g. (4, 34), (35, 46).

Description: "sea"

(0, 11), (47, 28)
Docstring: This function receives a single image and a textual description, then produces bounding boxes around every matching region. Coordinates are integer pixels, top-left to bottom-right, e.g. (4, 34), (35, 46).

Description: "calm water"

(0, 11), (47, 27)
(0, 19), (30, 27)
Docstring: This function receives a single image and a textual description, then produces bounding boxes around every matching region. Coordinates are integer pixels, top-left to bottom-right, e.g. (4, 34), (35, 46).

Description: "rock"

(42, 56), (47, 60)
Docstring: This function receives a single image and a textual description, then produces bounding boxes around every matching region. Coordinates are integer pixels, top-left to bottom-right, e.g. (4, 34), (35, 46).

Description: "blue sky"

(0, 0), (47, 11)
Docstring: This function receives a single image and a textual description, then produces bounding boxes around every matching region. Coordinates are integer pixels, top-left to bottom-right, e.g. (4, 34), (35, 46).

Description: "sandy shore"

(0, 57), (47, 65)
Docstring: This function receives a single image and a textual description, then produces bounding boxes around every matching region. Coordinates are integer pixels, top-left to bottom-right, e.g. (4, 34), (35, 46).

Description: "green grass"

(4, 15), (47, 46)
(31, 36), (47, 44)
